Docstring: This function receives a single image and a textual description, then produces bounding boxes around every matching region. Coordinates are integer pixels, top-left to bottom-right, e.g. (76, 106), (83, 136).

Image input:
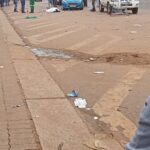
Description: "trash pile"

(67, 90), (87, 108)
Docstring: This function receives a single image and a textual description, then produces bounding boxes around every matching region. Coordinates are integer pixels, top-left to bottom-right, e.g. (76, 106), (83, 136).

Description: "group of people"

(0, 0), (10, 7)
(0, 0), (35, 13)
(13, 0), (35, 13)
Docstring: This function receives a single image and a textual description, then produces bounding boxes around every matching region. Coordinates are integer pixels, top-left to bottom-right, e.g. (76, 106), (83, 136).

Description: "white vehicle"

(99, 0), (139, 14)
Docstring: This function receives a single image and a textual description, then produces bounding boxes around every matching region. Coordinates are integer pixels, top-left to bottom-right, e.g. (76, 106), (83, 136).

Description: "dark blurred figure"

(90, 0), (96, 11)
(83, 0), (87, 7)
(20, 0), (25, 13)
(5, 0), (9, 6)
(13, 0), (18, 12)
(0, 0), (4, 7)
(53, 0), (57, 7)
(30, 0), (35, 13)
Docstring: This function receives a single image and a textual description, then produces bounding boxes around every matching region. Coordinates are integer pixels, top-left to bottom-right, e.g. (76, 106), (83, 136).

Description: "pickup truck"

(99, 0), (140, 14)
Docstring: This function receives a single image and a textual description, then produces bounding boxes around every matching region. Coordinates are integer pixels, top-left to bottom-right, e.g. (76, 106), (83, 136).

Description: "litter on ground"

(0, 66), (4, 69)
(94, 71), (104, 74)
(74, 98), (87, 108)
(130, 31), (137, 34)
(133, 24), (142, 27)
(89, 57), (96, 61)
(67, 90), (78, 97)
(94, 116), (99, 120)
(46, 7), (60, 13)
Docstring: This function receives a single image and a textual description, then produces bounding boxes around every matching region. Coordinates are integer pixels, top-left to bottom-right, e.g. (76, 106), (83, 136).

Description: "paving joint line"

(26, 97), (66, 100)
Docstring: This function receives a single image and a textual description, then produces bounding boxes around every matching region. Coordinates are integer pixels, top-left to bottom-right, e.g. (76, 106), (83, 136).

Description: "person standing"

(5, 0), (9, 6)
(21, 0), (25, 13)
(13, 0), (18, 12)
(30, 0), (35, 13)
(83, 0), (87, 7)
(0, 0), (4, 7)
(90, 0), (96, 11)
(48, 0), (52, 8)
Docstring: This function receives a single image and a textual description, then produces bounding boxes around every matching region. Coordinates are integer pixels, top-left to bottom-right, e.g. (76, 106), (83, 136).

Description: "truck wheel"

(132, 8), (138, 14)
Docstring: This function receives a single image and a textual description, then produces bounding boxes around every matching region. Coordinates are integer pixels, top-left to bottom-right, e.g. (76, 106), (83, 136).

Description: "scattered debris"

(24, 45), (30, 48)
(94, 140), (108, 150)
(67, 90), (78, 97)
(0, 66), (4, 69)
(13, 104), (22, 108)
(25, 16), (37, 19)
(119, 58), (124, 62)
(46, 7), (60, 13)
(89, 57), (96, 61)
(94, 71), (104, 74)
(84, 144), (97, 150)
(34, 115), (40, 118)
(130, 31), (137, 34)
(74, 98), (87, 108)
(133, 24), (142, 27)
(94, 116), (99, 120)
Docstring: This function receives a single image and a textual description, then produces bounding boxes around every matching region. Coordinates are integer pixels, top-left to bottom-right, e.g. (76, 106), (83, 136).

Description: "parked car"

(99, 0), (140, 14)
(62, 0), (84, 10)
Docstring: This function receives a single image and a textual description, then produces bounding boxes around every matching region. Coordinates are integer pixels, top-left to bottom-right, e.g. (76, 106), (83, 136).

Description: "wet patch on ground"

(32, 48), (150, 65)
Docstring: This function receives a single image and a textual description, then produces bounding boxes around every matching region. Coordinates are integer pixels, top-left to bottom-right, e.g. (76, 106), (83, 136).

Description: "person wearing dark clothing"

(30, 0), (35, 13)
(53, 0), (57, 7)
(126, 96), (150, 150)
(83, 0), (87, 7)
(20, 0), (25, 13)
(13, 0), (18, 12)
(0, 0), (4, 7)
(5, 0), (9, 6)
(90, 0), (96, 11)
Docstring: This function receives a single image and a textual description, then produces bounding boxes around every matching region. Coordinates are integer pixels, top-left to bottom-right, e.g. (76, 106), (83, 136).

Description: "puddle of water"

(32, 48), (72, 59)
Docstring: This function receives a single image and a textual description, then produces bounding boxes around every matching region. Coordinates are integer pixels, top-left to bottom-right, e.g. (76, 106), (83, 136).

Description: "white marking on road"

(29, 25), (77, 39)
(93, 35), (121, 53)
(38, 27), (84, 43)
(68, 34), (102, 50)
(27, 22), (59, 31)
(26, 22), (51, 28)
(93, 67), (146, 139)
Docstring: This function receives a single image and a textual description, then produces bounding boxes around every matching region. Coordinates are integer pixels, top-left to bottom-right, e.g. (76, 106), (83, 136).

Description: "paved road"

(0, 10), (41, 150)
(2, 1), (150, 149)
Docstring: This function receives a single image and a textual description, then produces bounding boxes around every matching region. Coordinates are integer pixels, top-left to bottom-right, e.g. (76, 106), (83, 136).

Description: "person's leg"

(14, 1), (17, 11)
(1, 0), (4, 7)
(30, 0), (34, 13)
(84, 0), (87, 7)
(126, 97), (150, 150)
(21, 0), (25, 13)
(91, 0), (95, 11)
(53, 0), (57, 7)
